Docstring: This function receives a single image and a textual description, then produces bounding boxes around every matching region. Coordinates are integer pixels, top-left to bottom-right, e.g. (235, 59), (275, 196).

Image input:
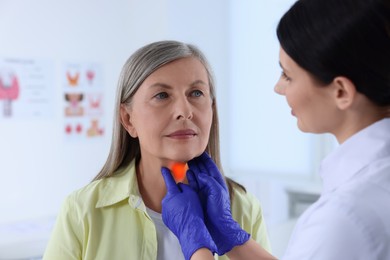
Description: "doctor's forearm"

(190, 248), (214, 260)
(226, 239), (278, 260)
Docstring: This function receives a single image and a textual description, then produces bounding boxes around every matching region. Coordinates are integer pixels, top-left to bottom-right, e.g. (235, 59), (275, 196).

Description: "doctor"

(161, 0), (390, 259)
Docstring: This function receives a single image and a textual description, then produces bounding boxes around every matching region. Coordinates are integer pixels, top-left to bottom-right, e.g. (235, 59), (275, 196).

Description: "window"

(227, 0), (336, 179)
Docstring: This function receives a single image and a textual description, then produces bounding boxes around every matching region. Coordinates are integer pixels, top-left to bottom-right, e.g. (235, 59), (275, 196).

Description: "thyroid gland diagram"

(66, 71), (80, 87)
(64, 93), (84, 117)
(66, 69), (96, 87)
(0, 72), (20, 117)
(86, 70), (95, 85)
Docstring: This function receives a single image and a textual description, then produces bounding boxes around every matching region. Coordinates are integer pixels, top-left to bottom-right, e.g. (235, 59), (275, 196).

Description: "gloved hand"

(187, 152), (250, 255)
(161, 167), (217, 260)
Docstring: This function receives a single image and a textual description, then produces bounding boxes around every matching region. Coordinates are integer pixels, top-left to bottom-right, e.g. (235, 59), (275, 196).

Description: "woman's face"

(274, 47), (338, 133)
(122, 57), (213, 163)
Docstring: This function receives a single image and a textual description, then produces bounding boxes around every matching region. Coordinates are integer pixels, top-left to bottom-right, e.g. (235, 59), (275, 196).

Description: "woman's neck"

(136, 157), (167, 213)
(334, 99), (389, 144)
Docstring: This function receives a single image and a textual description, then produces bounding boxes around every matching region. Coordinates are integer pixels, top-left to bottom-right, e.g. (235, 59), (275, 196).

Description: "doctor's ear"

(119, 104), (138, 138)
(331, 76), (357, 110)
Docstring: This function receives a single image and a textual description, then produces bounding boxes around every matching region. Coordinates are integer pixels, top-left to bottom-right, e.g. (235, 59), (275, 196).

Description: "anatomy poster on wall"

(62, 62), (105, 140)
(0, 58), (54, 119)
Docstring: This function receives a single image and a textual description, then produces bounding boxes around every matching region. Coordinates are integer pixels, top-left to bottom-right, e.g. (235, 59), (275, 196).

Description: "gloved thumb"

(161, 167), (180, 194)
(199, 152), (228, 192)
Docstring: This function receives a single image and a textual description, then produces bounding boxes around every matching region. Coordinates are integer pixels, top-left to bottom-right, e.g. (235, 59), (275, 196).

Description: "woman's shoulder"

(64, 164), (136, 212)
(230, 185), (263, 220)
(231, 184), (260, 205)
(64, 178), (108, 211)
(66, 162), (136, 207)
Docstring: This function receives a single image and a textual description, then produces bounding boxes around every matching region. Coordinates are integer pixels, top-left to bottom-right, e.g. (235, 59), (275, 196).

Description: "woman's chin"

(170, 151), (202, 163)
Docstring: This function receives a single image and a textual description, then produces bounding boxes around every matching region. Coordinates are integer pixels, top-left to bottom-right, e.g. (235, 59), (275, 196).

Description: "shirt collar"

(320, 118), (390, 194)
(96, 159), (143, 208)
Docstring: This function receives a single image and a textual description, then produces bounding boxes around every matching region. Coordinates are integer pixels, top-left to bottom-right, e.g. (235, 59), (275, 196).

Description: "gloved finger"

(187, 154), (202, 174)
(188, 152), (227, 192)
(177, 182), (192, 193)
(197, 173), (229, 203)
(198, 152), (228, 192)
(188, 169), (209, 191)
(196, 155), (208, 175)
(187, 169), (200, 191)
(197, 172), (226, 195)
(161, 167), (180, 194)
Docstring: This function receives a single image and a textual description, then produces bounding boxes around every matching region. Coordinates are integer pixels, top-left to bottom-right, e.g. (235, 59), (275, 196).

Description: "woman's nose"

(274, 82), (285, 95)
(175, 97), (193, 120)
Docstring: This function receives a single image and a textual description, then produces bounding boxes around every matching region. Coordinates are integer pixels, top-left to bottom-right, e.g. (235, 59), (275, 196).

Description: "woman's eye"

(281, 71), (291, 82)
(191, 90), (204, 97)
(155, 92), (169, 99)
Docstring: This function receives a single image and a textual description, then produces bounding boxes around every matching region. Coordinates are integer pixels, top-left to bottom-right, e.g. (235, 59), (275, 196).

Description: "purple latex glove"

(187, 152), (250, 255)
(161, 167), (217, 260)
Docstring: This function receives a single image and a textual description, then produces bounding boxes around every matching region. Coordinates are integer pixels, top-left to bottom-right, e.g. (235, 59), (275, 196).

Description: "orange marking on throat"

(170, 162), (188, 182)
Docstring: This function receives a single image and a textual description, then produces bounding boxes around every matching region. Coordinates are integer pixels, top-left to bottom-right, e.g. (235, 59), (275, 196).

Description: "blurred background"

(0, 0), (337, 259)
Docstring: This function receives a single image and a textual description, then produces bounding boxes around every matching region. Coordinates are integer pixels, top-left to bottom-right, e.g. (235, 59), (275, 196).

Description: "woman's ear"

(120, 104), (138, 138)
(332, 76), (357, 110)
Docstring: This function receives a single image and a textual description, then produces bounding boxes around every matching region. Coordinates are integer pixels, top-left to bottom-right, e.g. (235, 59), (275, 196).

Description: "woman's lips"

(167, 129), (196, 139)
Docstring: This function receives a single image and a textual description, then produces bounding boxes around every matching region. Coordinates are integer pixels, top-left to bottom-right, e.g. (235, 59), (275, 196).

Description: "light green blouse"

(43, 160), (271, 260)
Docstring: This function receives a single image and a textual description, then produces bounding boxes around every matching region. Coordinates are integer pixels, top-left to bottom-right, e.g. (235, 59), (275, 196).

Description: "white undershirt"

(146, 207), (185, 260)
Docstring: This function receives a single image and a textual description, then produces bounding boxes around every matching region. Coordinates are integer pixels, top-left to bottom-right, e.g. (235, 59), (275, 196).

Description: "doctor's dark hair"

(277, 0), (390, 106)
(93, 40), (245, 197)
